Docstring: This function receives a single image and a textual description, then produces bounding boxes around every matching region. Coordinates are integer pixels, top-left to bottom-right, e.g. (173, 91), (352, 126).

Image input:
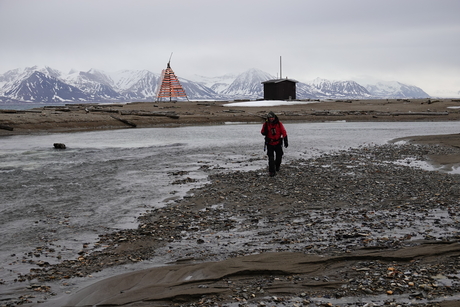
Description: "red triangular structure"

(156, 62), (188, 102)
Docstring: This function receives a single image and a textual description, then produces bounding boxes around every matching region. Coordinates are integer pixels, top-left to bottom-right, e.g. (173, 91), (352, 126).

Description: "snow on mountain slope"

(113, 70), (159, 99)
(4, 71), (88, 102)
(186, 73), (238, 96)
(364, 81), (430, 98)
(307, 78), (371, 98)
(63, 70), (120, 99)
(187, 73), (237, 88)
(178, 78), (220, 100)
(296, 83), (322, 99)
(107, 70), (156, 91)
(0, 66), (62, 95)
(220, 68), (274, 98)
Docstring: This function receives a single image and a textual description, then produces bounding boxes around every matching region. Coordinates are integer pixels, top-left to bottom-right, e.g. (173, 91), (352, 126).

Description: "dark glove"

(283, 136), (288, 148)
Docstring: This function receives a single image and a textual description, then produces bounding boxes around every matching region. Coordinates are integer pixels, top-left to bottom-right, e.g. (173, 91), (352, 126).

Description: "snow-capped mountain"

(0, 66), (431, 103)
(0, 66), (89, 102)
(0, 66), (218, 103)
(111, 70), (159, 100)
(62, 69), (121, 100)
(3, 70), (89, 102)
(0, 66), (61, 90)
(187, 73), (237, 93)
(219, 68), (273, 98)
(306, 78), (372, 99)
(179, 78), (220, 100)
(189, 69), (272, 99)
(363, 81), (430, 99)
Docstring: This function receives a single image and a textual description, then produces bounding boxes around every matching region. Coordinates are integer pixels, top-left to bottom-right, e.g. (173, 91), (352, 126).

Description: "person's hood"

(267, 111), (279, 123)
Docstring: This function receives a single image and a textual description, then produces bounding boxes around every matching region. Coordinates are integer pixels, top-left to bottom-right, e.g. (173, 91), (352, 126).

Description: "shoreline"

(1, 98), (460, 136)
(393, 133), (460, 169)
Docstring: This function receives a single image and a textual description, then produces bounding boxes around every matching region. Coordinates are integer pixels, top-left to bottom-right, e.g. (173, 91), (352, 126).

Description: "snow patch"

(223, 100), (320, 107)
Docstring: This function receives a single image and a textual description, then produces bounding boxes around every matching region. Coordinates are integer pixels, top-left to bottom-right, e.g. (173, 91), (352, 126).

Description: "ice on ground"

(223, 100), (320, 107)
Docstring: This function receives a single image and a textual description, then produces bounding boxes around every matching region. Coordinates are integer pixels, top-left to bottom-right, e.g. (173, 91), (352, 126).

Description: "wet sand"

(3, 98), (460, 306)
(393, 133), (460, 169)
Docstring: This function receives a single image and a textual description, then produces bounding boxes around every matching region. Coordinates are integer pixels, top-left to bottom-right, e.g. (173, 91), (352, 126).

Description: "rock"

(53, 143), (66, 149)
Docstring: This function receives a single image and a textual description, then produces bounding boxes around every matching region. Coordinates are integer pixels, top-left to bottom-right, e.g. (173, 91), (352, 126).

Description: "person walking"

(261, 111), (288, 177)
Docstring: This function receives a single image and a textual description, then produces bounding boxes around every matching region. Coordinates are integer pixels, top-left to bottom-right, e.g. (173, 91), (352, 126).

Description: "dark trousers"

(267, 143), (283, 173)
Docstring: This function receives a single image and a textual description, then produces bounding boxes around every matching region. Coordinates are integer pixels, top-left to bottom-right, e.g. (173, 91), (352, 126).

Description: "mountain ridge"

(0, 66), (430, 103)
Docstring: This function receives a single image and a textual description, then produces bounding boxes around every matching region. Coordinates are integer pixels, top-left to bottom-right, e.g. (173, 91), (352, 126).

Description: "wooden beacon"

(156, 54), (189, 102)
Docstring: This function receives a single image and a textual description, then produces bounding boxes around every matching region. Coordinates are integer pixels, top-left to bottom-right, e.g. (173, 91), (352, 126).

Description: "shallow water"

(0, 102), (113, 110)
(1, 121), (459, 302)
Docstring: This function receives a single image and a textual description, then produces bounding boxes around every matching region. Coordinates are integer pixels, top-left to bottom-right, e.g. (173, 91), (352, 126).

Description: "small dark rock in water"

(53, 143), (66, 149)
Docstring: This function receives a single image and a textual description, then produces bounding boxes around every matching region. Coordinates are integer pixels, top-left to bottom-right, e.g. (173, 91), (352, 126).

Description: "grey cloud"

(1, 0), (459, 96)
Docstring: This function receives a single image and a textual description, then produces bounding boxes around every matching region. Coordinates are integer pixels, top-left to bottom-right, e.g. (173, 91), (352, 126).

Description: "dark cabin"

(261, 78), (298, 100)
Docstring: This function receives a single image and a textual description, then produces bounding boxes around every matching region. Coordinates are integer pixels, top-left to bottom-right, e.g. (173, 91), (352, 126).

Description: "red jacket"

(261, 118), (287, 146)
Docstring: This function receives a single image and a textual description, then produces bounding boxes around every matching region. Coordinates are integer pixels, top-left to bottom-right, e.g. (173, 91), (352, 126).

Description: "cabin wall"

(263, 81), (296, 100)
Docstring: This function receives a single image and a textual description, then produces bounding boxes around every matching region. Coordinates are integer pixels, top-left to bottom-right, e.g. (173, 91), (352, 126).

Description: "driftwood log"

(0, 124), (14, 131)
(223, 109), (245, 113)
(118, 110), (179, 119)
(110, 115), (137, 128)
(89, 108), (119, 113)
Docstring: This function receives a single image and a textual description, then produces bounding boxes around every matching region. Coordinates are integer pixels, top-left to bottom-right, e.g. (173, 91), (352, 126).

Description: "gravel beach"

(10, 140), (460, 307)
(2, 99), (460, 306)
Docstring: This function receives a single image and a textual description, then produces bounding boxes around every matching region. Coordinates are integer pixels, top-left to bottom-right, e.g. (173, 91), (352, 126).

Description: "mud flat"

(1, 98), (460, 136)
(8, 137), (460, 307)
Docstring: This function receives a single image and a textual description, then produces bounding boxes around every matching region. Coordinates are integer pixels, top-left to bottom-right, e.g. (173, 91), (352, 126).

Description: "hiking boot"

(269, 172), (276, 177)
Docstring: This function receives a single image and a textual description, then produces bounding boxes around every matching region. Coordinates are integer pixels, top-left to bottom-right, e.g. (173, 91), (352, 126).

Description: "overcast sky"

(1, 0), (459, 97)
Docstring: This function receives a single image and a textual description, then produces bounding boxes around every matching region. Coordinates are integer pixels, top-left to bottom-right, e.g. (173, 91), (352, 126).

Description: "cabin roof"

(261, 78), (299, 84)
